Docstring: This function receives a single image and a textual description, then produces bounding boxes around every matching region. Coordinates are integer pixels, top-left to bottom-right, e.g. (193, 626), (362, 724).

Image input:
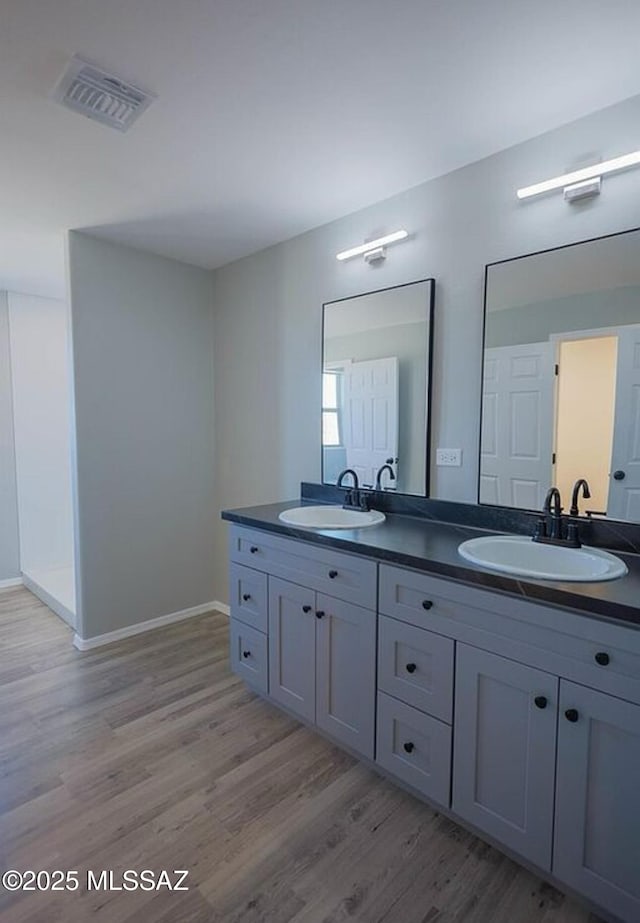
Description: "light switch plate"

(436, 448), (462, 467)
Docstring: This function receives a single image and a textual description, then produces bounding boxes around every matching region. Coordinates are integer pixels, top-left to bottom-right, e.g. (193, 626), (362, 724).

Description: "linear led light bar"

(517, 150), (640, 200)
(336, 229), (408, 261)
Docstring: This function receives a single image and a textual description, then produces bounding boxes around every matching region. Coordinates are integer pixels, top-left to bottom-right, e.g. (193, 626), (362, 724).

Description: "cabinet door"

(315, 594), (376, 759)
(452, 644), (558, 870)
(554, 681), (640, 923)
(268, 577), (316, 722)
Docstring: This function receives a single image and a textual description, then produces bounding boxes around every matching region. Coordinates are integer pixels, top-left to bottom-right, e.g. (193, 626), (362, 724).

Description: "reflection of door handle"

(613, 470), (626, 481)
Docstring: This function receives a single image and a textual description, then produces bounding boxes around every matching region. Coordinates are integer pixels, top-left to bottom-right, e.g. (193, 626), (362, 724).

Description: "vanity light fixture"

(336, 229), (409, 262)
(517, 149), (640, 200)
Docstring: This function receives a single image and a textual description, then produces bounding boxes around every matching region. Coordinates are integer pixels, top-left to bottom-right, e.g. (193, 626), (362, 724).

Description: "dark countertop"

(222, 500), (640, 629)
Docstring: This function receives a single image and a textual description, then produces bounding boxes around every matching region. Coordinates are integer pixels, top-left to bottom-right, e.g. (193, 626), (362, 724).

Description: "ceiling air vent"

(52, 56), (155, 132)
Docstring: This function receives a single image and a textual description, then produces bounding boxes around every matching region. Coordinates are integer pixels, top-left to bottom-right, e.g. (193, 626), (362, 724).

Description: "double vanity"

(222, 225), (640, 922)
(223, 492), (640, 923)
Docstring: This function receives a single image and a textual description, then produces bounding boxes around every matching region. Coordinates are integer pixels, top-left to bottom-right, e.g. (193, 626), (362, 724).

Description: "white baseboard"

(22, 572), (75, 628)
(0, 576), (23, 590)
(73, 599), (220, 650)
(213, 600), (230, 617)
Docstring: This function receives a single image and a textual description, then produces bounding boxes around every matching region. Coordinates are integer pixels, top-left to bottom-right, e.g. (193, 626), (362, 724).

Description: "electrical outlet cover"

(436, 448), (462, 467)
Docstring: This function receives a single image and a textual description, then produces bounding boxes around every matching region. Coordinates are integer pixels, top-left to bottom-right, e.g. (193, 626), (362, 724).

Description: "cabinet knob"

(422, 600), (433, 610)
(242, 593), (251, 602)
(534, 695), (547, 709)
(328, 569), (338, 579)
(242, 650), (251, 659)
(403, 742), (415, 754)
(302, 604), (312, 613)
(565, 708), (579, 723)
(250, 545), (259, 554)
(594, 651), (610, 666)
(316, 610), (325, 619)
(405, 662), (417, 674)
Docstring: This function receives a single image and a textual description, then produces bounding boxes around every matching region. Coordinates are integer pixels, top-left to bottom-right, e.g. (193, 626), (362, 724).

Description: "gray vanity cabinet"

(228, 523), (640, 923)
(452, 644), (558, 870)
(230, 526), (378, 760)
(268, 575), (376, 758)
(554, 681), (640, 923)
(268, 577), (316, 722)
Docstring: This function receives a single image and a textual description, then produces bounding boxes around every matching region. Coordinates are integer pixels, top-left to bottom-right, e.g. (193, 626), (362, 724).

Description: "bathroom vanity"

(222, 498), (640, 923)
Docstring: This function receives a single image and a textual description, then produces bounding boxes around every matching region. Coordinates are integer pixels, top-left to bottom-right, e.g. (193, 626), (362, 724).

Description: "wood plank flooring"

(0, 586), (602, 923)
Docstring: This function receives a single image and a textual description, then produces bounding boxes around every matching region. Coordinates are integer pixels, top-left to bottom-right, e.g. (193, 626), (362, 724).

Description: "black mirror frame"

(477, 224), (640, 519)
(321, 278), (435, 498)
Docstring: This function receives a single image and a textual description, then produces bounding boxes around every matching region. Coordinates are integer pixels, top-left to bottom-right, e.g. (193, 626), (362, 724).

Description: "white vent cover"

(52, 56), (155, 132)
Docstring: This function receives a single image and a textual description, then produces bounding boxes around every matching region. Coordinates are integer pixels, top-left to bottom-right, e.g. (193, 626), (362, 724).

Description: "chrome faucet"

(569, 478), (591, 517)
(375, 464), (396, 491)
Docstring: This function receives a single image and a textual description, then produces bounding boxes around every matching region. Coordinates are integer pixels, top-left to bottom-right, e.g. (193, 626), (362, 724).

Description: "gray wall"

(0, 291), (20, 581)
(486, 285), (640, 348)
(211, 94), (640, 603)
(68, 233), (215, 641)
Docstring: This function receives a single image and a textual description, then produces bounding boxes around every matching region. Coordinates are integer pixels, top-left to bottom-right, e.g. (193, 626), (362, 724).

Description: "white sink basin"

(458, 534), (627, 582)
(278, 505), (385, 530)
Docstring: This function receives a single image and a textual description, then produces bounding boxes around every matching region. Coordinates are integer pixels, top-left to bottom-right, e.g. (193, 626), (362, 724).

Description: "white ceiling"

(3, 0), (640, 299)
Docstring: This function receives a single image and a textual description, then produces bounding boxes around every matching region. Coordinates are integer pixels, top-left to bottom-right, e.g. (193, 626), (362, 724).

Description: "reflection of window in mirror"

(322, 370), (342, 447)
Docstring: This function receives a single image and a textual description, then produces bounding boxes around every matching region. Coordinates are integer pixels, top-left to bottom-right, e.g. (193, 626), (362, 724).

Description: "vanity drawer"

(379, 564), (640, 706)
(378, 615), (454, 722)
(229, 562), (268, 633)
(376, 691), (451, 808)
(230, 619), (268, 693)
(229, 525), (376, 609)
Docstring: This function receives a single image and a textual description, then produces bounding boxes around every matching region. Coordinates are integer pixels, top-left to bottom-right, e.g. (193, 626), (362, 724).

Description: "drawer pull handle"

(242, 650), (251, 659)
(594, 651), (610, 666)
(250, 546), (259, 554)
(403, 742), (415, 754)
(565, 708), (579, 723)
(242, 593), (251, 602)
(421, 599), (433, 610)
(302, 605), (312, 613)
(328, 569), (338, 579)
(316, 610), (325, 619)
(405, 662), (417, 674)
(534, 695), (547, 709)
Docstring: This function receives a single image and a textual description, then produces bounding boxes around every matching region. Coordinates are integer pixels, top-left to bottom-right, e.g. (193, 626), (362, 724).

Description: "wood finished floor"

(0, 586), (602, 923)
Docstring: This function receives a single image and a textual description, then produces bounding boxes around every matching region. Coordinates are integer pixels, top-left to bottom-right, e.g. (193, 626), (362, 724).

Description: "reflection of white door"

(481, 343), (554, 509)
(608, 325), (640, 520)
(343, 357), (398, 487)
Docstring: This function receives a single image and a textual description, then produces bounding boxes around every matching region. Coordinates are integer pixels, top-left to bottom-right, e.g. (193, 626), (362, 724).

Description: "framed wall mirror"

(322, 279), (434, 497)
(479, 226), (640, 523)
